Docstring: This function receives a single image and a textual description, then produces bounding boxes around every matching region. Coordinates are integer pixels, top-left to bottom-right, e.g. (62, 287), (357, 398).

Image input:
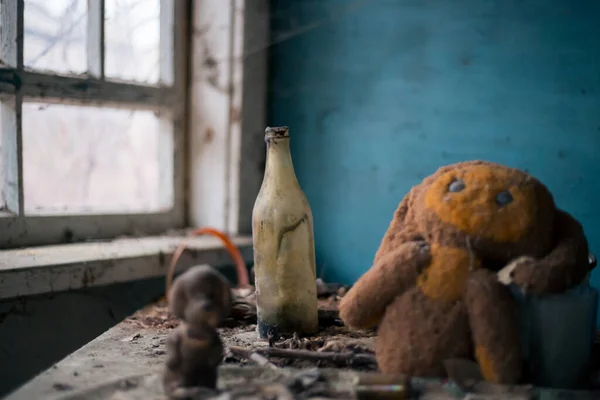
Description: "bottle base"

(257, 318), (318, 340)
(257, 320), (277, 340)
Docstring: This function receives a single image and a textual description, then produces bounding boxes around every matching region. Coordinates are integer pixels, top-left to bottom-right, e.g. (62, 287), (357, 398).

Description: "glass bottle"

(252, 126), (318, 338)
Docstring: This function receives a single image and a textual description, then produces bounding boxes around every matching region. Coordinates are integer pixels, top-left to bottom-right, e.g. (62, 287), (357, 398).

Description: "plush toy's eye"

(495, 190), (513, 207)
(448, 179), (466, 193)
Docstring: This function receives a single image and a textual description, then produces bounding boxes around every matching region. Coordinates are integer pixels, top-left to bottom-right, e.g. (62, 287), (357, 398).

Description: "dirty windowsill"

(0, 235), (254, 300)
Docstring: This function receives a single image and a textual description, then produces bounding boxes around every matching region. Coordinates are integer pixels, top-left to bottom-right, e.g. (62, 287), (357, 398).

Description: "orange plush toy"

(339, 160), (590, 384)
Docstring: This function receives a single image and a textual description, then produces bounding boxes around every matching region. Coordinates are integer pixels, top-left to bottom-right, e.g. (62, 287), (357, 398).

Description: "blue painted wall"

(269, 0), (600, 315)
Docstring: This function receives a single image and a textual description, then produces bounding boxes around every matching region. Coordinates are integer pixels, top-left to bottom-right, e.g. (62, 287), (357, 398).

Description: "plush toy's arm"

(465, 269), (522, 384)
(339, 240), (430, 330)
(506, 210), (589, 294)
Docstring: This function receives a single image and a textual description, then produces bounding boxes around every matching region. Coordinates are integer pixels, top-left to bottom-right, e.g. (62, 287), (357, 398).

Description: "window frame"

(0, 0), (188, 248)
(187, 0), (269, 237)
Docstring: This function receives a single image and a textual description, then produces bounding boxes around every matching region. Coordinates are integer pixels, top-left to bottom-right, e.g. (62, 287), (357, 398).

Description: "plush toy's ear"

(373, 188), (420, 264)
(507, 210), (590, 294)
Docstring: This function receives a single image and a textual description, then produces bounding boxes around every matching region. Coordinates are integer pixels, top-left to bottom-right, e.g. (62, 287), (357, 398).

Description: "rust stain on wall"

(230, 107), (241, 123)
(204, 127), (215, 144)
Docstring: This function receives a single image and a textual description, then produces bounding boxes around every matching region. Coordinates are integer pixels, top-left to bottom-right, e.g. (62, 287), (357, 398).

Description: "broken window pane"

(22, 102), (173, 215)
(105, 0), (161, 84)
(24, 0), (88, 74)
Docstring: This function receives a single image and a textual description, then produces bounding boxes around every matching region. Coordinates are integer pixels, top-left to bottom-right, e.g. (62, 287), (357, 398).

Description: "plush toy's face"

(423, 164), (539, 243)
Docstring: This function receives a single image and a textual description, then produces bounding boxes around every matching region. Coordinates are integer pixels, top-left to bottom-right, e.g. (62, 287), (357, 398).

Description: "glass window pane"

(105, 0), (160, 84)
(0, 103), (4, 210)
(0, 3), (12, 67)
(22, 102), (173, 215)
(0, 97), (15, 212)
(24, 0), (87, 74)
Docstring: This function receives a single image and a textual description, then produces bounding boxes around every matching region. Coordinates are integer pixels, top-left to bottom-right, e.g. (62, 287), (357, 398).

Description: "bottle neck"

(265, 138), (298, 183)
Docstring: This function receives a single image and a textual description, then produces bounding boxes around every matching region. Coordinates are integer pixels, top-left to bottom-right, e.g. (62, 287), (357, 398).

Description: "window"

(0, 0), (268, 297)
(0, 0), (187, 248)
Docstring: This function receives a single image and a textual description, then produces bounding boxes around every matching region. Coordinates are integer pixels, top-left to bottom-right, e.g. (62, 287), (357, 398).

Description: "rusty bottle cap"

(264, 126), (290, 142)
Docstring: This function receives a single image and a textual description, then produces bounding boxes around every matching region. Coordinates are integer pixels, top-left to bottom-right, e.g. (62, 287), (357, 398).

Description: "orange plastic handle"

(165, 227), (250, 298)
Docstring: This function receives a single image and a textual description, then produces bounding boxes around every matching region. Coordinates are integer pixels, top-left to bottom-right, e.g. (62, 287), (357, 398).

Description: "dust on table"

(123, 288), (378, 372)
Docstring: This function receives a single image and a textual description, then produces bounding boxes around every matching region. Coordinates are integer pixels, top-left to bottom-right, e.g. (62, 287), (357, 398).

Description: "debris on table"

(222, 283), (376, 371)
(6, 282), (600, 399)
(123, 276), (378, 397)
(125, 300), (179, 330)
(122, 273), (375, 397)
(228, 344), (377, 369)
(36, 272), (597, 400)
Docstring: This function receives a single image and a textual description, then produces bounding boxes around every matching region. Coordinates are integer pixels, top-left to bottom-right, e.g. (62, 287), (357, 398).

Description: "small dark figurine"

(168, 265), (233, 329)
(163, 265), (233, 396)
